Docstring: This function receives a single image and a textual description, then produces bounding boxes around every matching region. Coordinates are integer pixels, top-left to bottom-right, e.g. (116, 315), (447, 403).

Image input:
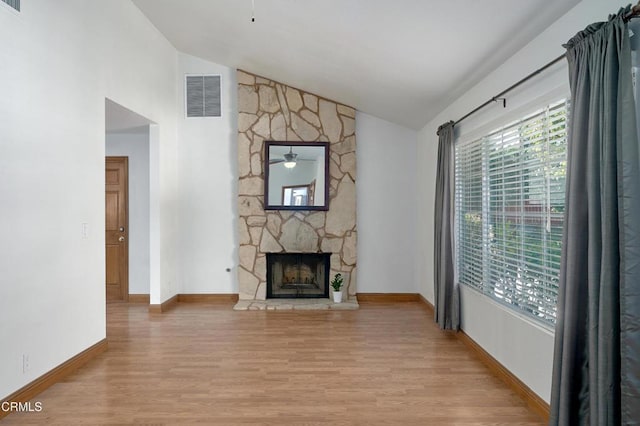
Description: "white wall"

(106, 130), (151, 295)
(176, 53), (238, 294)
(415, 0), (631, 402)
(357, 112), (418, 293)
(0, 0), (179, 399)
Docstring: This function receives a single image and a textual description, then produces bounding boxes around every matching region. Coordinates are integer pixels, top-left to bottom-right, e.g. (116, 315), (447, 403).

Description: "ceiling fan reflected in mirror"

(269, 146), (299, 169)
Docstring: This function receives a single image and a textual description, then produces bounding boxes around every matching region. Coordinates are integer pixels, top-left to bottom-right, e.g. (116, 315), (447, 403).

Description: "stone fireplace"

(266, 253), (330, 299)
(236, 70), (357, 304)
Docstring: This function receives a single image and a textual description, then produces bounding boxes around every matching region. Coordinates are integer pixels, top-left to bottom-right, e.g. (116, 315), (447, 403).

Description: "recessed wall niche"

(237, 70), (357, 301)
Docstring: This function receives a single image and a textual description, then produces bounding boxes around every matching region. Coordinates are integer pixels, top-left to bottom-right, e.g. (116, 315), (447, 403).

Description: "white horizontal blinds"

(455, 100), (568, 325)
(455, 134), (485, 292)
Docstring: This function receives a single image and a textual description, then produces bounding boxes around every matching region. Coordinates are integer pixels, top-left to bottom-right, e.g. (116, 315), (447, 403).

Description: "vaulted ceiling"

(132, 0), (580, 129)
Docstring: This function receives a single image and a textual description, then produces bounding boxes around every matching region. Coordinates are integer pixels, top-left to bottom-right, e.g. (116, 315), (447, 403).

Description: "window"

(455, 100), (568, 325)
(1, 0), (19, 11)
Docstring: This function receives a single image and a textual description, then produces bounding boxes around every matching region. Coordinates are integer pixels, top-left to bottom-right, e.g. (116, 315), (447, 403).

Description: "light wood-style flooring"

(3, 301), (544, 425)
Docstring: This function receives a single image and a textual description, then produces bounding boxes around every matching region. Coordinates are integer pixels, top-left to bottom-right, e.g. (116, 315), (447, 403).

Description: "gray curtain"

(434, 121), (460, 331)
(550, 6), (640, 425)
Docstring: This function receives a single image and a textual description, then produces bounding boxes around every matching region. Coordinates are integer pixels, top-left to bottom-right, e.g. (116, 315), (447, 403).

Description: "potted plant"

(330, 273), (344, 303)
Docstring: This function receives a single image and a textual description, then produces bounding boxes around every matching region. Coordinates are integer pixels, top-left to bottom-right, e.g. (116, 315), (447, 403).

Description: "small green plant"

(330, 273), (344, 291)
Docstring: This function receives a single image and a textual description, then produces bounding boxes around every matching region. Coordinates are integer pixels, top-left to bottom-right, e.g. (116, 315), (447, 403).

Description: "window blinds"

(455, 100), (568, 325)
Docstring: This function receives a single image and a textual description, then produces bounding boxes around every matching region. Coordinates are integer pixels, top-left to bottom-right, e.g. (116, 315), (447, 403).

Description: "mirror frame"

(264, 140), (330, 211)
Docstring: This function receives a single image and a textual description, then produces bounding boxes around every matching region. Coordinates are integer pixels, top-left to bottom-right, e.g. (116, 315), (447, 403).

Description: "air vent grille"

(185, 75), (221, 118)
(1, 0), (20, 11)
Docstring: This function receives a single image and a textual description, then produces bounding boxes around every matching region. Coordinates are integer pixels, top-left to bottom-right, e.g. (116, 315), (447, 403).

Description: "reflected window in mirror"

(264, 141), (329, 211)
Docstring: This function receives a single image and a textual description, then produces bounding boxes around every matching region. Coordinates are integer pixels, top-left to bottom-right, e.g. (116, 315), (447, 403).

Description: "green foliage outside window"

(456, 101), (567, 325)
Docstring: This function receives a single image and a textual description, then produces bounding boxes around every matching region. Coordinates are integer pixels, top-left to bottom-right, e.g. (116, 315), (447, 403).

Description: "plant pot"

(333, 290), (343, 303)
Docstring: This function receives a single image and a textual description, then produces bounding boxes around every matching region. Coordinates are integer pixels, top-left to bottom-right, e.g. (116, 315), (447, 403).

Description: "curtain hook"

(492, 97), (507, 108)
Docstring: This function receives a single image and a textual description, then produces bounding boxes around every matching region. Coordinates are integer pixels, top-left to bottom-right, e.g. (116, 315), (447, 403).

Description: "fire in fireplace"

(266, 253), (330, 298)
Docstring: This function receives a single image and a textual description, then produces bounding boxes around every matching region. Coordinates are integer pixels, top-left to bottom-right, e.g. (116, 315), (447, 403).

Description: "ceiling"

(132, 0), (580, 130)
(269, 144), (324, 161)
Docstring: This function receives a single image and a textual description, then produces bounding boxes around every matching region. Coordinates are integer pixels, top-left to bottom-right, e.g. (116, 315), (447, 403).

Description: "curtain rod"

(453, 3), (640, 127)
(453, 54), (565, 126)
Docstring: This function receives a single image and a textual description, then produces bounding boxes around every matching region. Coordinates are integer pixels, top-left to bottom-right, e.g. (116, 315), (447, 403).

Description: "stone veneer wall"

(237, 70), (357, 300)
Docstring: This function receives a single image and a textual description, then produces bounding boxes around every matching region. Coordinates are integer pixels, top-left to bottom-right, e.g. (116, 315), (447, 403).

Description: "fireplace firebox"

(266, 253), (331, 299)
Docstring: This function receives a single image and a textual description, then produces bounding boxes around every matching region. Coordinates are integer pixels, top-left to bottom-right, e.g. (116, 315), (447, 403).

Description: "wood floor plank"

(2, 302), (544, 425)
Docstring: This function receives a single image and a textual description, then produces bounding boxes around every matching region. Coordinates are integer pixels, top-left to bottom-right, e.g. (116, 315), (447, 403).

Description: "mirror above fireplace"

(264, 141), (330, 211)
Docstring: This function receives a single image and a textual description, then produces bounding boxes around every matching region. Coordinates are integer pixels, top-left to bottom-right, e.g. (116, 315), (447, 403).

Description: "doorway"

(105, 98), (155, 304)
(105, 157), (129, 301)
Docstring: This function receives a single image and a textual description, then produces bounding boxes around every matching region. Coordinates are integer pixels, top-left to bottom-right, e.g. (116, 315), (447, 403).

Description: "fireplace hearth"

(266, 253), (330, 299)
